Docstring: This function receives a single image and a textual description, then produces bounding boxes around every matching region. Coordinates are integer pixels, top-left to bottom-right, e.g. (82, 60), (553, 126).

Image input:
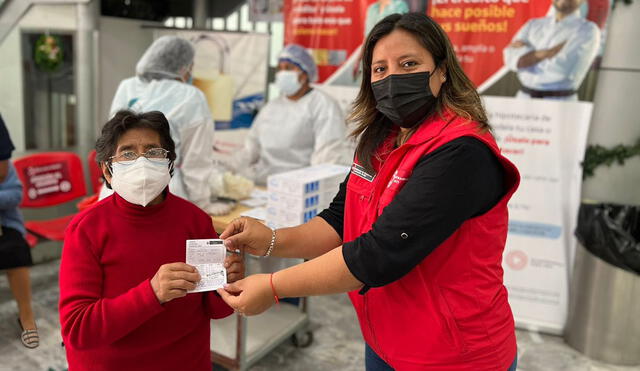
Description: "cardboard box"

(266, 164), (349, 197)
(266, 206), (321, 227)
(266, 191), (336, 212)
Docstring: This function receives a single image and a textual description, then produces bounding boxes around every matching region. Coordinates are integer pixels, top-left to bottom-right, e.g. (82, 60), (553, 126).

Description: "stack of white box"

(266, 164), (350, 228)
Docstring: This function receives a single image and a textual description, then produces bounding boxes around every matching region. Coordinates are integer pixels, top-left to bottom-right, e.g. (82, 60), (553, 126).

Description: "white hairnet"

(278, 44), (318, 83)
(135, 36), (195, 81)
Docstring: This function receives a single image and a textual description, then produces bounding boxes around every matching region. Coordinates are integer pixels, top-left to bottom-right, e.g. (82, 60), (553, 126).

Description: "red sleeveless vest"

(344, 113), (520, 370)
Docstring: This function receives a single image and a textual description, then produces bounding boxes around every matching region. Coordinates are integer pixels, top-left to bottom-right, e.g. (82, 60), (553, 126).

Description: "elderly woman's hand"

(216, 274), (275, 316)
(150, 263), (201, 304)
(224, 252), (245, 283)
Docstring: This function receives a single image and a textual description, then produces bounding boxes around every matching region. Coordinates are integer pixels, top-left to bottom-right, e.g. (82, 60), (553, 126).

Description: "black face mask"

(371, 71), (437, 129)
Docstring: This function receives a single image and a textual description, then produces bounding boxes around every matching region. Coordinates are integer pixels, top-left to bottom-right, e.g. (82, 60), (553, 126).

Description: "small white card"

(186, 239), (227, 293)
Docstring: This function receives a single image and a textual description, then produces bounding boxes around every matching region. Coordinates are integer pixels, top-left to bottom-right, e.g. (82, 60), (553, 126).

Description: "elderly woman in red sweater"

(59, 110), (242, 371)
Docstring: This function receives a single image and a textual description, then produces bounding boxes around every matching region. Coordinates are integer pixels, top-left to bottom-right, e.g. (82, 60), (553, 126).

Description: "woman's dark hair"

(350, 12), (490, 173)
(95, 110), (176, 188)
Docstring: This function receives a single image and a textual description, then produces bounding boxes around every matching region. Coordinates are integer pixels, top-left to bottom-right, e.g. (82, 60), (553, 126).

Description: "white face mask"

(110, 157), (171, 207)
(275, 70), (302, 96)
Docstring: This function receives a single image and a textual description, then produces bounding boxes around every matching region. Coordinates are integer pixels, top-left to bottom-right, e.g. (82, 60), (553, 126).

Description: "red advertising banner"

(283, 1), (428, 83)
(429, 0), (609, 93)
(285, 0), (609, 96)
(283, 0), (367, 83)
(429, 1), (549, 89)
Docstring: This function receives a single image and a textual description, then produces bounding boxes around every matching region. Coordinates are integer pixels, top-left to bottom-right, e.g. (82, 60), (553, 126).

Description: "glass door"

(21, 32), (76, 150)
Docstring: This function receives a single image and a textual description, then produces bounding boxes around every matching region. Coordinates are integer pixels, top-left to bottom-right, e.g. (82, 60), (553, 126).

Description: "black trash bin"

(565, 202), (640, 365)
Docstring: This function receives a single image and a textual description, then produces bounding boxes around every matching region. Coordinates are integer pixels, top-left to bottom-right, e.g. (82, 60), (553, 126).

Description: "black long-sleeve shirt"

(318, 136), (505, 289)
(0, 115), (15, 160)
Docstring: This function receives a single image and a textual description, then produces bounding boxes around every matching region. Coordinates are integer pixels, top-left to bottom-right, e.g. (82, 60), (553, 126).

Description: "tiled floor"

(0, 259), (638, 371)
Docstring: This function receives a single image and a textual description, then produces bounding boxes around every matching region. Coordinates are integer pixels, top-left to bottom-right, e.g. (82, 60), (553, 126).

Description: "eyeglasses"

(109, 148), (170, 163)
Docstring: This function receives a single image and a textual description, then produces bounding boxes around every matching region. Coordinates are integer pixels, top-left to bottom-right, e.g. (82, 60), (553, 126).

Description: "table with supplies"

(209, 189), (312, 371)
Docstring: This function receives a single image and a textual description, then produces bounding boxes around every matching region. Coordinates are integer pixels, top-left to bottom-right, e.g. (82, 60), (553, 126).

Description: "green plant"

(581, 0), (638, 178)
(583, 137), (640, 179)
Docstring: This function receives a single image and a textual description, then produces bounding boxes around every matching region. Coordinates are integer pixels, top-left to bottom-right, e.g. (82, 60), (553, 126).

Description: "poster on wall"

(429, 0), (609, 96)
(285, 0), (612, 333)
(284, 0), (426, 87)
(153, 30), (270, 159)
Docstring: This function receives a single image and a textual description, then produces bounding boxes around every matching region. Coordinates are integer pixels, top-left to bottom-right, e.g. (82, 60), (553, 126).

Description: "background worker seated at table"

(225, 44), (353, 186)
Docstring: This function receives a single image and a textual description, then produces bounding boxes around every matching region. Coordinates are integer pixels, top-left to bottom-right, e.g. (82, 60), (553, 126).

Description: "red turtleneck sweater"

(59, 191), (233, 371)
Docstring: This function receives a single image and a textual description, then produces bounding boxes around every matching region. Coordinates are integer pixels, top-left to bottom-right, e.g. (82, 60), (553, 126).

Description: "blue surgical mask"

(181, 70), (193, 85)
(275, 70), (302, 97)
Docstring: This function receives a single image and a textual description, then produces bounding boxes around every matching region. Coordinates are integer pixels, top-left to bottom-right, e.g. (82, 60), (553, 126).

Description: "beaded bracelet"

(264, 227), (276, 257)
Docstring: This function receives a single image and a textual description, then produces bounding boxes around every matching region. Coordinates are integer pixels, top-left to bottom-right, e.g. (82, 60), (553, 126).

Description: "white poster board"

(486, 96), (592, 333)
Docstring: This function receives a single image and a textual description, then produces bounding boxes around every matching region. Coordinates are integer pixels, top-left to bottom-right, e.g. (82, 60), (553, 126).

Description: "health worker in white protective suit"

(228, 44), (352, 185)
(101, 36), (250, 215)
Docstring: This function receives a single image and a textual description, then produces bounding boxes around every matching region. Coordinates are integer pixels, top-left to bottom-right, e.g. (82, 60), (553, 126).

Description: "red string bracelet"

(270, 273), (280, 305)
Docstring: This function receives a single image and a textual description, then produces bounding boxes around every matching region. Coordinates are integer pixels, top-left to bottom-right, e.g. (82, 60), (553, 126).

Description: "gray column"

(193, 0), (208, 29)
(76, 0), (99, 188)
(582, 1), (640, 205)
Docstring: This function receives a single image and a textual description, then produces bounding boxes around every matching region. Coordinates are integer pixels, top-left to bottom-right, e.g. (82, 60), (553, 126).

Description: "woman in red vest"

(218, 13), (520, 371)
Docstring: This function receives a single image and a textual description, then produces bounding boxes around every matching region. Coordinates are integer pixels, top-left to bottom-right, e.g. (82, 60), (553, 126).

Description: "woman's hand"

(220, 217), (272, 257)
(224, 253), (245, 283)
(150, 263), (200, 304)
(216, 274), (275, 316)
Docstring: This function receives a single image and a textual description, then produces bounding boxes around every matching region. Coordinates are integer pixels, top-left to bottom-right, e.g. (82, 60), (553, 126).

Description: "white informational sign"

(486, 96), (593, 334)
(186, 239), (227, 293)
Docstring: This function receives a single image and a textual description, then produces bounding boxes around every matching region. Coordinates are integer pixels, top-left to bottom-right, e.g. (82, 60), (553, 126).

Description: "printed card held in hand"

(186, 239), (227, 293)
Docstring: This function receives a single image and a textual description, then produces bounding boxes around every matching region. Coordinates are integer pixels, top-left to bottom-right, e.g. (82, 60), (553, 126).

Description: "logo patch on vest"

(386, 170), (410, 189)
(351, 163), (376, 182)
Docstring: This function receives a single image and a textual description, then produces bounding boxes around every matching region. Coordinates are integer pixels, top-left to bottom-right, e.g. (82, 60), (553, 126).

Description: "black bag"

(575, 203), (640, 275)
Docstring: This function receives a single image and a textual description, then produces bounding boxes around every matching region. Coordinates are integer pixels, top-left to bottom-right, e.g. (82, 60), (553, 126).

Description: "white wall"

(0, 28), (24, 152)
(0, 4), (76, 154)
(0, 6), (158, 152)
(582, 1), (640, 205)
(98, 16), (156, 124)
(20, 4), (77, 29)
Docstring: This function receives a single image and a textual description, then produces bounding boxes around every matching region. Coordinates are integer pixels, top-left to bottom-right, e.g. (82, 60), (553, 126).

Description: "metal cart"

(210, 256), (314, 371)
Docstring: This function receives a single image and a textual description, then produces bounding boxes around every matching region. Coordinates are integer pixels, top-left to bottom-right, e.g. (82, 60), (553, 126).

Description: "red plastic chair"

(13, 152), (87, 242)
(74, 150), (104, 211)
(76, 194), (99, 211)
(87, 150), (104, 194)
(25, 232), (39, 248)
